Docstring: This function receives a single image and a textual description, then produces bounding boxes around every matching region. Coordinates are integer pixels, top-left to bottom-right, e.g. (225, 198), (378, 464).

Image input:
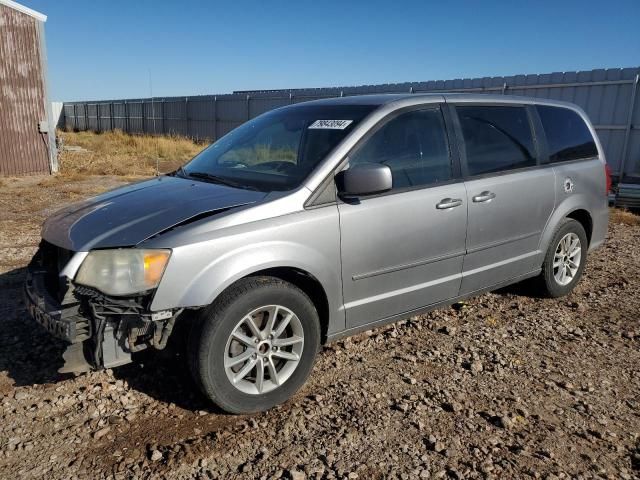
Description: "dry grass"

(610, 207), (640, 225)
(58, 130), (207, 177)
(0, 175), (130, 270)
(0, 131), (206, 245)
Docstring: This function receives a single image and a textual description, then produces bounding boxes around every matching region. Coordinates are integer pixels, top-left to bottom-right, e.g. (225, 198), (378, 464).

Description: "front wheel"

(188, 276), (320, 414)
(539, 218), (588, 298)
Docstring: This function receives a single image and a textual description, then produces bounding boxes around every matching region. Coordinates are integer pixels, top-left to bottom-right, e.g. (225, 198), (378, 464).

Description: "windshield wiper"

(172, 166), (188, 178)
(186, 171), (259, 191)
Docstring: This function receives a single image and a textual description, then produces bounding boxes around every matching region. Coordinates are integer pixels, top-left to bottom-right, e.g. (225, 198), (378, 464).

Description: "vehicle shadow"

(112, 332), (222, 413)
(492, 276), (546, 299)
(0, 267), (69, 387)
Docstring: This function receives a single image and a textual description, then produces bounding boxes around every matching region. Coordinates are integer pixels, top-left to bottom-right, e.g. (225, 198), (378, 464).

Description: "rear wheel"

(188, 276), (320, 414)
(539, 218), (588, 297)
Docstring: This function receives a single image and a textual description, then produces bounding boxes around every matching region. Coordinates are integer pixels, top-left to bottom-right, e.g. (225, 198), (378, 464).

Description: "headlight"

(75, 249), (171, 296)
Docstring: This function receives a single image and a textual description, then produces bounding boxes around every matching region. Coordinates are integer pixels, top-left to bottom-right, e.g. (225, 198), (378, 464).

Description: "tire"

(188, 276), (320, 414)
(539, 218), (588, 298)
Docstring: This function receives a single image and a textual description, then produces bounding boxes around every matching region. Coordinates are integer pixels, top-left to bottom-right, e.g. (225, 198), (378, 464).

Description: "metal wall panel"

(86, 103), (98, 131)
(127, 102), (143, 134)
(62, 67), (640, 179)
(111, 102), (126, 131)
(63, 104), (75, 130)
(0, 4), (50, 175)
(188, 98), (218, 140)
(248, 96), (290, 118)
(163, 100), (187, 137)
(97, 103), (111, 132)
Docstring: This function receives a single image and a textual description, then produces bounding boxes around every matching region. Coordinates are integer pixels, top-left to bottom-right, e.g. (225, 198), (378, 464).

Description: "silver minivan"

(26, 94), (609, 413)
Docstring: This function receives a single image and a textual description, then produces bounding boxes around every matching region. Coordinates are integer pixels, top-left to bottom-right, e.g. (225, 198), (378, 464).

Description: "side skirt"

(325, 269), (541, 343)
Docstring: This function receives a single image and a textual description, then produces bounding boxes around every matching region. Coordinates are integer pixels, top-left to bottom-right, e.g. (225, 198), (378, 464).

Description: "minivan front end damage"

(24, 241), (183, 373)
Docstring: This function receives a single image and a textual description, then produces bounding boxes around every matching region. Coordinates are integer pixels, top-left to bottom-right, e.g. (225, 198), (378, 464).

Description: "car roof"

(289, 92), (579, 110)
(294, 93), (436, 107)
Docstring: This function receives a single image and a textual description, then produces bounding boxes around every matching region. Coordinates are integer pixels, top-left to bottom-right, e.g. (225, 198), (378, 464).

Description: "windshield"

(181, 104), (375, 191)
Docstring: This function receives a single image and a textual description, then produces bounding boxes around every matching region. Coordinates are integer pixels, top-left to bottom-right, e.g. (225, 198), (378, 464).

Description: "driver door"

(338, 106), (467, 329)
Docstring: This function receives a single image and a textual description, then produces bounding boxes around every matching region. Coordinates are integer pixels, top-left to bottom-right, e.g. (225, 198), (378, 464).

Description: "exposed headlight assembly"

(75, 249), (171, 296)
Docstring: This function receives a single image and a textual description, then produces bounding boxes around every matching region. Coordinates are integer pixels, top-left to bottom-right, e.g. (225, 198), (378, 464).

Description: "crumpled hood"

(42, 176), (266, 251)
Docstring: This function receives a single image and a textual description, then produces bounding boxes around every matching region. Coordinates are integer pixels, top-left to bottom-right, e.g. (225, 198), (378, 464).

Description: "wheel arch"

(539, 194), (594, 258)
(566, 208), (593, 246)
(242, 267), (331, 344)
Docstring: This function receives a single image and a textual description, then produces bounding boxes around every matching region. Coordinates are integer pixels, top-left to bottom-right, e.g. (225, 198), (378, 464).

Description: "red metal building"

(0, 0), (57, 175)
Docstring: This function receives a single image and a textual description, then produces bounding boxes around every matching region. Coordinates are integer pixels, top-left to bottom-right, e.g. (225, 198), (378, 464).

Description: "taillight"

(604, 164), (612, 195)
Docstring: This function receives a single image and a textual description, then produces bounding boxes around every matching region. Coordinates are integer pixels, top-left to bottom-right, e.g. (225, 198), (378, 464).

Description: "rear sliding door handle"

(472, 191), (496, 203)
(436, 198), (463, 209)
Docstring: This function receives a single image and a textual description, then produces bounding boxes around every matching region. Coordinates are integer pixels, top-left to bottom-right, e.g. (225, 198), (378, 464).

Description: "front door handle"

(472, 191), (496, 203)
(436, 198), (463, 209)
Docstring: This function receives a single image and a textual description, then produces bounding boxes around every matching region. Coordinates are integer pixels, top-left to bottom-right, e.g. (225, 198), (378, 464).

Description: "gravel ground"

(1, 175), (639, 480)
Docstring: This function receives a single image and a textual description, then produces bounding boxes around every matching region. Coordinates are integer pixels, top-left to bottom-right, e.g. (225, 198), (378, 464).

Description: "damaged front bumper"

(24, 263), (181, 374)
(24, 268), (90, 344)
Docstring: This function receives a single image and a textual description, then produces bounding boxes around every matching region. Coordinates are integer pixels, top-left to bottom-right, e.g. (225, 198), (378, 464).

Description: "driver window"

(350, 108), (451, 189)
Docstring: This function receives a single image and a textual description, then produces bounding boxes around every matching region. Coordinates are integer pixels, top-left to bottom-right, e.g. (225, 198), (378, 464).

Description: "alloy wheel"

(553, 232), (582, 286)
(224, 305), (304, 395)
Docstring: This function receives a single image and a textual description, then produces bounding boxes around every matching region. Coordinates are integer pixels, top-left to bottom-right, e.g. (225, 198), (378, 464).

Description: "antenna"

(149, 68), (159, 176)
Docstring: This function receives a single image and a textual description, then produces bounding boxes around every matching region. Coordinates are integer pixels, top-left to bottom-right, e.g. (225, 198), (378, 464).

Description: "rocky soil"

(1, 176), (639, 479)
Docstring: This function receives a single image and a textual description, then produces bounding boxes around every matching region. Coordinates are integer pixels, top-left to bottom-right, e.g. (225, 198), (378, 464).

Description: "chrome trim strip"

(345, 272), (461, 310)
(465, 231), (540, 255)
(352, 250), (465, 281)
(462, 250), (540, 278)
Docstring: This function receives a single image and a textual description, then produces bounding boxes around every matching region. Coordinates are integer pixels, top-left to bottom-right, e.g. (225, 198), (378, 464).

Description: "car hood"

(42, 176), (266, 251)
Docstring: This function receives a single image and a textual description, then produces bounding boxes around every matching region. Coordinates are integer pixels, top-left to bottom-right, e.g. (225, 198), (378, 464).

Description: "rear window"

(536, 105), (598, 163)
(457, 106), (536, 176)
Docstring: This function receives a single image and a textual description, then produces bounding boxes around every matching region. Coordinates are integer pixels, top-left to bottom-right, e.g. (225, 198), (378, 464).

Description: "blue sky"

(21, 0), (640, 102)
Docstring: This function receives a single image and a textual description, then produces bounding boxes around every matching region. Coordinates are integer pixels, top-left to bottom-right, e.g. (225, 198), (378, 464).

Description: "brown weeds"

(610, 208), (640, 226)
(58, 130), (207, 177)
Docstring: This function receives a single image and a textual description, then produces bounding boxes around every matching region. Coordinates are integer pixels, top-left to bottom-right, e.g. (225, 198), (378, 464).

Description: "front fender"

(176, 241), (333, 306)
(150, 207), (345, 334)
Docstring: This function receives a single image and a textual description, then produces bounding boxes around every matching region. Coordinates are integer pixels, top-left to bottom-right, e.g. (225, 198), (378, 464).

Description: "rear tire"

(539, 218), (588, 298)
(188, 276), (320, 414)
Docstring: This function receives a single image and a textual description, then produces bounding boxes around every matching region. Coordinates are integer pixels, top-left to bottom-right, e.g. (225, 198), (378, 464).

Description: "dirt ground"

(1, 174), (639, 480)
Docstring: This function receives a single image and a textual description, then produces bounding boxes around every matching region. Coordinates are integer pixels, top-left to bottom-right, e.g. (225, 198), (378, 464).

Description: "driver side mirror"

(336, 163), (392, 197)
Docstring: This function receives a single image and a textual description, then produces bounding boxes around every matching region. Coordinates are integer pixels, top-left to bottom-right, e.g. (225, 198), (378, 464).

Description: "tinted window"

(457, 106), (536, 176)
(536, 105), (598, 163)
(184, 105), (375, 191)
(350, 109), (451, 189)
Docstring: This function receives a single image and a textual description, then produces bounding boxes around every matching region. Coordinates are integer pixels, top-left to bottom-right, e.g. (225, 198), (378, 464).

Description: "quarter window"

(349, 109), (451, 189)
(536, 105), (598, 163)
(457, 106), (536, 176)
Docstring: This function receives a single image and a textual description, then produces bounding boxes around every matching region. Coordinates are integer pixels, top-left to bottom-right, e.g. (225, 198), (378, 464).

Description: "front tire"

(188, 276), (320, 414)
(539, 218), (588, 298)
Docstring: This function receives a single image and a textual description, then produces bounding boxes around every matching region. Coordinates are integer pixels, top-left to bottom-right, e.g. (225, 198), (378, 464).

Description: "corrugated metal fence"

(63, 67), (640, 180)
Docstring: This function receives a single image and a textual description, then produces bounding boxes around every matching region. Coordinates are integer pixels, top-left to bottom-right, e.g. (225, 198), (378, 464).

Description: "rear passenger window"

(457, 106), (536, 176)
(349, 108), (451, 189)
(536, 105), (598, 163)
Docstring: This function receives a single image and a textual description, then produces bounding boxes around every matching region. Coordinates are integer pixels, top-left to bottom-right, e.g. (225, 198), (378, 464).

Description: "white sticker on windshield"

(308, 119), (353, 130)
